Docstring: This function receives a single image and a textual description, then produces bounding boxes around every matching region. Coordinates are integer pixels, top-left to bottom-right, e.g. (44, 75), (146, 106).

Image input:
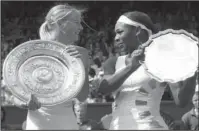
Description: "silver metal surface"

(3, 40), (85, 106)
(144, 29), (198, 83)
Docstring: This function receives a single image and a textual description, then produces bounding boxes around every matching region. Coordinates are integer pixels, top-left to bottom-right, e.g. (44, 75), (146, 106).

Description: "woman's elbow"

(98, 79), (110, 95)
(174, 99), (189, 108)
(175, 102), (186, 108)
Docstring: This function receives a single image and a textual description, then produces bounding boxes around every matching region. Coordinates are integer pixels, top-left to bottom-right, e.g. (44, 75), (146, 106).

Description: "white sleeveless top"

(26, 99), (78, 130)
(25, 47), (89, 130)
(110, 56), (169, 130)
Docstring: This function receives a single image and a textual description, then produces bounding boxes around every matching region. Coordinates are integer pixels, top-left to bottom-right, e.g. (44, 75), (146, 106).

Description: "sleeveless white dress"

(25, 47), (89, 130)
(26, 99), (78, 130)
(109, 56), (169, 130)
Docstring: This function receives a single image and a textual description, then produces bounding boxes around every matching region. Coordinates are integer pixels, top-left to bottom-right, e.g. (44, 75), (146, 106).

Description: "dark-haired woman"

(98, 11), (197, 130)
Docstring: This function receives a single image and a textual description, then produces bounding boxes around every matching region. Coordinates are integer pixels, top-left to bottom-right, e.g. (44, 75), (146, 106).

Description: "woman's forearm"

(169, 74), (197, 107)
(98, 64), (138, 95)
(10, 96), (29, 109)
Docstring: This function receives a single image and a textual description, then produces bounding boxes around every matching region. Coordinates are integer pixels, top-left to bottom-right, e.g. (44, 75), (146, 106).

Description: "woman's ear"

(136, 26), (149, 44)
(135, 26), (142, 36)
(59, 21), (70, 34)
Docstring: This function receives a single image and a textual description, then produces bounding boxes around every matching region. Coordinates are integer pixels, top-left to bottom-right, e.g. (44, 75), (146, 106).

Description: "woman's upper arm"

(75, 47), (90, 101)
(181, 113), (190, 129)
(102, 56), (117, 76)
(77, 47), (90, 71)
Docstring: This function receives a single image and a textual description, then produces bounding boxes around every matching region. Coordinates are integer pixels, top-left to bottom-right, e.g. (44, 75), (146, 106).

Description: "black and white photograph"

(1, 1), (199, 130)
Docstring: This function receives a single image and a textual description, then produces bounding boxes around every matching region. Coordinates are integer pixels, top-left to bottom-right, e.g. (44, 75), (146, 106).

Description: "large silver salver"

(144, 29), (198, 83)
(3, 40), (85, 106)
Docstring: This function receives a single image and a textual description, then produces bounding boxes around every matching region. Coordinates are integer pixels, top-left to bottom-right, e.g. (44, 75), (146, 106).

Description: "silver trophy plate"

(144, 29), (198, 83)
(3, 40), (85, 106)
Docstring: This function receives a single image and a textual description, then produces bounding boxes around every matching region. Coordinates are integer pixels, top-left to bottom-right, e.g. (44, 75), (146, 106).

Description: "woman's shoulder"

(75, 46), (89, 54)
(102, 56), (119, 74)
(75, 46), (89, 59)
(104, 55), (127, 66)
(103, 56), (118, 67)
(74, 46), (90, 68)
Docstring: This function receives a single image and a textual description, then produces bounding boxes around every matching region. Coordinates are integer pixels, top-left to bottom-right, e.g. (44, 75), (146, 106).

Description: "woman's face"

(114, 22), (139, 53)
(58, 10), (83, 44)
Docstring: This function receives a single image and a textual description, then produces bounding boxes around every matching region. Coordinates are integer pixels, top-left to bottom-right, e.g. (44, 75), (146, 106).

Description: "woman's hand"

(2, 80), (41, 110)
(65, 45), (81, 58)
(126, 47), (145, 70)
(27, 94), (41, 111)
(128, 42), (150, 70)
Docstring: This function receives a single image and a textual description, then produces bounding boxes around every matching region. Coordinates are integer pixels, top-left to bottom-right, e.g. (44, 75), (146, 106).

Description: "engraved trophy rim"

(3, 39), (86, 106)
(143, 29), (198, 83)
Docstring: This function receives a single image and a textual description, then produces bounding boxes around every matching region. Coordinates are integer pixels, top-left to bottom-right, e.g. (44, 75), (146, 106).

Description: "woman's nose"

(114, 35), (120, 43)
(115, 39), (120, 43)
(79, 24), (83, 31)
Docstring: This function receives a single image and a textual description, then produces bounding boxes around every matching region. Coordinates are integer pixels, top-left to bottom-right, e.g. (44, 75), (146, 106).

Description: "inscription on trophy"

(33, 67), (54, 83)
(20, 56), (66, 95)
(3, 40), (85, 106)
(72, 72), (80, 85)
(33, 43), (45, 49)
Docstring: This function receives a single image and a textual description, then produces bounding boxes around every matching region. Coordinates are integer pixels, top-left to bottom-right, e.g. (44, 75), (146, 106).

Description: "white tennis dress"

(109, 56), (169, 130)
(25, 99), (78, 130)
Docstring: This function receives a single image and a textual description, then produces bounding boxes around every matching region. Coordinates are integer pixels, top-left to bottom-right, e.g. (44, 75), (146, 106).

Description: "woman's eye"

(72, 20), (80, 25)
(60, 23), (67, 28)
(117, 31), (123, 34)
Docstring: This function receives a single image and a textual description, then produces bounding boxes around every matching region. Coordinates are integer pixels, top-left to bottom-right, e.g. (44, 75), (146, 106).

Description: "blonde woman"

(26, 4), (90, 130)
(4, 4), (90, 130)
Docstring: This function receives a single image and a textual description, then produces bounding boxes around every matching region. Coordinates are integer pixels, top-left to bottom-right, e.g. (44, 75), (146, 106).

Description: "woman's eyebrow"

(116, 29), (123, 33)
(115, 29), (120, 32)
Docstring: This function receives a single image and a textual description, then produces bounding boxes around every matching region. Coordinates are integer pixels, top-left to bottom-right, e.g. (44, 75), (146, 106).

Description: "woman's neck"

(127, 49), (133, 55)
(194, 108), (198, 116)
(126, 53), (131, 58)
(127, 45), (138, 55)
(57, 35), (75, 45)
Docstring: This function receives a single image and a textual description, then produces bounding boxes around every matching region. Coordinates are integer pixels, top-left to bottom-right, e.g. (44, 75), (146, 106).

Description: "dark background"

(2, 1), (199, 101)
(1, 1), (197, 130)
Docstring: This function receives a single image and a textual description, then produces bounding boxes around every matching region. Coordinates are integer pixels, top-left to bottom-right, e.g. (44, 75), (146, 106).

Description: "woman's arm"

(181, 112), (190, 129)
(11, 94), (41, 110)
(99, 63), (139, 95)
(98, 49), (145, 95)
(2, 82), (29, 109)
(169, 73), (197, 107)
(9, 95), (29, 109)
(2, 79), (41, 110)
(75, 47), (90, 102)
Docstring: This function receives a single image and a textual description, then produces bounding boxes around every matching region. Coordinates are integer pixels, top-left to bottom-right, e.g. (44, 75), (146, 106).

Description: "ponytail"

(39, 21), (60, 41)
